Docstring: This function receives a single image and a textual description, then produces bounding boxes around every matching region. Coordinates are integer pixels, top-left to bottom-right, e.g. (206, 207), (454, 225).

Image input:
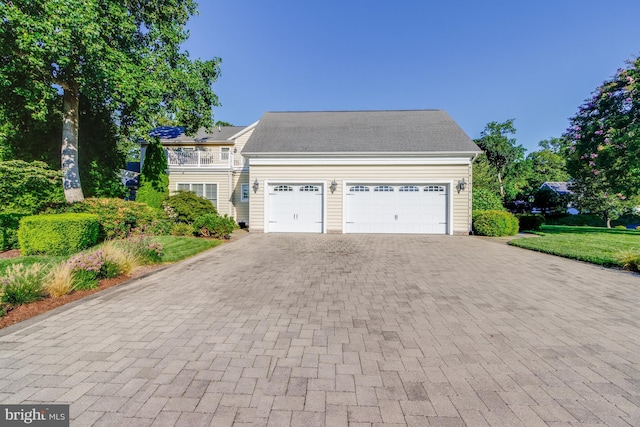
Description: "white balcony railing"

(166, 148), (245, 168)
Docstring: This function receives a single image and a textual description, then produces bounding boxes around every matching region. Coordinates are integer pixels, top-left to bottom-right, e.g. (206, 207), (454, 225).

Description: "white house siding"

(231, 170), (250, 224)
(233, 127), (255, 154)
(167, 169), (232, 217)
(248, 163), (472, 234)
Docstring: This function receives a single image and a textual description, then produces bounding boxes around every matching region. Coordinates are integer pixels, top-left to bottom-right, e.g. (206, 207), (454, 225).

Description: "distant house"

(536, 182), (578, 214)
(144, 110), (483, 234)
(540, 182), (573, 197)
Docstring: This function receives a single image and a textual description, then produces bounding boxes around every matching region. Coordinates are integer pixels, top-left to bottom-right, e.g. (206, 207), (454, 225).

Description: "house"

(147, 110), (482, 234)
(142, 123), (258, 227)
(534, 182), (578, 214)
(540, 181), (573, 197)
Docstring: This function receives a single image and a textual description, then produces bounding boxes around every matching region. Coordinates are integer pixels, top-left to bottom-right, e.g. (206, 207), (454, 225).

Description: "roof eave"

(241, 150), (482, 158)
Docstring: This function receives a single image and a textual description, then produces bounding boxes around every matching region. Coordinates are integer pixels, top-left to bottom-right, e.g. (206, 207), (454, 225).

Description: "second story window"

(221, 147), (230, 161)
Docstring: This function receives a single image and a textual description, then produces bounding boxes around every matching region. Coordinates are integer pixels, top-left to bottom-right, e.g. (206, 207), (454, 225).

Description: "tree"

(137, 138), (169, 209)
(474, 120), (525, 199)
(0, 1), (220, 202)
(524, 137), (571, 196)
(565, 56), (639, 226)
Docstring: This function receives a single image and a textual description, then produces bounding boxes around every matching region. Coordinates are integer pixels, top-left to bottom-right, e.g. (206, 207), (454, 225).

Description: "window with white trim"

(424, 185), (445, 192)
(241, 183), (249, 202)
(349, 185), (370, 192)
(374, 185), (394, 192)
(299, 185), (319, 192)
(273, 185), (293, 192)
(399, 185), (419, 192)
(176, 183), (218, 207)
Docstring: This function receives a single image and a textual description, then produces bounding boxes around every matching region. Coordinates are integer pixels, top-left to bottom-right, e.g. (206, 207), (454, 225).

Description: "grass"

(153, 236), (222, 263)
(1, 236), (223, 276)
(509, 225), (640, 268)
(0, 255), (67, 277)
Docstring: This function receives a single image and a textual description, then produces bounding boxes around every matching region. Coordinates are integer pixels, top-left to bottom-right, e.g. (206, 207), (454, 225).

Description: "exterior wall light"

(253, 178), (259, 193)
(329, 179), (338, 194)
(456, 178), (467, 193)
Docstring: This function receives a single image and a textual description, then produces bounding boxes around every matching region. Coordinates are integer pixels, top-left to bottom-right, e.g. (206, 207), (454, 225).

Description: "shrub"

(73, 269), (99, 290)
(0, 213), (28, 251)
(473, 210), (519, 237)
(44, 264), (76, 297)
(472, 188), (505, 211)
(612, 214), (640, 227)
(18, 213), (99, 256)
(100, 241), (139, 276)
(1, 263), (48, 305)
(121, 236), (163, 264)
(171, 223), (195, 236)
(137, 138), (169, 208)
(614, 225), (627, 230)
(546, 214), (603, 227)
(56, 198), (171, 240)
(0, 160), (65, 214)
(193, 214), (238, 239)
(163, 191), (218, 224)
(515, 214), (545, 232)
(63, 251), (104, 289)
(618, 251), (640, 272)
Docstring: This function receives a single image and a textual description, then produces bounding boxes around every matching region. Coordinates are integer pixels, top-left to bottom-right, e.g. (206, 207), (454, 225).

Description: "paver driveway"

(1, 234), (640, 426)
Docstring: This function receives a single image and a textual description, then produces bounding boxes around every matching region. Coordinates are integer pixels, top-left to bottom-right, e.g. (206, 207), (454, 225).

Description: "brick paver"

(1, 234), (640, 426)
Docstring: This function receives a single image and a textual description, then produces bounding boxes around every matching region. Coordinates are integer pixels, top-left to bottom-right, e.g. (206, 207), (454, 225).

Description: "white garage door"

(345, 184), (448, 234)
(268, 184), (323, 233)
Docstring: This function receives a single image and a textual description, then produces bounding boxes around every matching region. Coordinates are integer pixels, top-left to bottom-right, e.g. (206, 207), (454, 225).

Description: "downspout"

(228, 155), (233, 217)
(469, 153), (479, 234)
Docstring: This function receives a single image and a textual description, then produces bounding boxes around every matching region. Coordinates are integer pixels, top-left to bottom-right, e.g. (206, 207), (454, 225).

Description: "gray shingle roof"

(242, 110), (480, 154)
(541, 182), (573, 195)
(151, 126), (248, 145)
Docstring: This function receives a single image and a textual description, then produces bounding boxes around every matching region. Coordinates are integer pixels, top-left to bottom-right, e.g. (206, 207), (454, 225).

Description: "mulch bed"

(0, 253), (161, 330)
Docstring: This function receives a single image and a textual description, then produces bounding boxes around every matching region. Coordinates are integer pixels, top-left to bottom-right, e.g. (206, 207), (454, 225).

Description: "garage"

(345, 183), (449, 234)
(267, 183), (324, 232)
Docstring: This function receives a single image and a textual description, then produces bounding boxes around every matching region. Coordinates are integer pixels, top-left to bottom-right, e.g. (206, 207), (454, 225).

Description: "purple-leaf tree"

(564, 56), (639, 227)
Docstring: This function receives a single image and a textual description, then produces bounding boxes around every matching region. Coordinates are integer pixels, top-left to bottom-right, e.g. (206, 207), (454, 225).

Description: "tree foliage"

(137, 139), (169, 209)
(474, 120), (525, 199)
(0, 160), (64, 214)
(525, 138), (570, 193)
(564, 56), (639, 226)
(0, 1), (220, 202)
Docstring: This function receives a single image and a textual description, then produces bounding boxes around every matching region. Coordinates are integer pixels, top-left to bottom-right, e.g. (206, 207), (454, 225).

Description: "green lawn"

(153, 236), (222, 263)
(0, 236), (223, 275)
(509, 225), (640, 267)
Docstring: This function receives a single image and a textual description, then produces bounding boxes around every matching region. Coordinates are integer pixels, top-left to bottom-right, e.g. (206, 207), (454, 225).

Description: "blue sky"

(183, 0), (640, 153)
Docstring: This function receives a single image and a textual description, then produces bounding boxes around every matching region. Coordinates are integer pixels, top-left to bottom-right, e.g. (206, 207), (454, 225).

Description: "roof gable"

(242, 110), (480, 154)
(541, 182), (573, 195)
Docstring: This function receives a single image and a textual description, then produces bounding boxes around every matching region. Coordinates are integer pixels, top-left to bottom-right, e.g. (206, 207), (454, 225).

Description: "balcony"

(166, 148), (245, 168)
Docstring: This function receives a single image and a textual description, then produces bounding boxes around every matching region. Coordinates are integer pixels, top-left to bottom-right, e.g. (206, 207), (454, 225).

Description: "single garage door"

(268, 184), (323, 233)
(345, 184), (448, 234)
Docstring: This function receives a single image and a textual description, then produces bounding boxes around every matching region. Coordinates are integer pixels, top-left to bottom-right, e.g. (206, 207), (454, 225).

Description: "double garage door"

(345, 184), (448, 234)
(267, 182), (448, 234)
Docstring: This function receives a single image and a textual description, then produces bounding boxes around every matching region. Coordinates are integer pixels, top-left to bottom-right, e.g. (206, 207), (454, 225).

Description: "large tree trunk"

(61, 82), (84, 203)
(497, 170), (504, 198)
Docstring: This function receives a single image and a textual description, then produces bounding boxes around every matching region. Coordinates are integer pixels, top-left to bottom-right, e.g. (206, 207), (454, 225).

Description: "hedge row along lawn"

(509, 225), (640, 268)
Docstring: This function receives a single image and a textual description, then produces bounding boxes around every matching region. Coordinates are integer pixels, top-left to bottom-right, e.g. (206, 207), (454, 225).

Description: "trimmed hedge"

(473, 210), (519, 237)
(515, 214), (545, 232)
(18, 213), (99, 256)
(54, 198), (171, 240)
(0, 213), (28, 251)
